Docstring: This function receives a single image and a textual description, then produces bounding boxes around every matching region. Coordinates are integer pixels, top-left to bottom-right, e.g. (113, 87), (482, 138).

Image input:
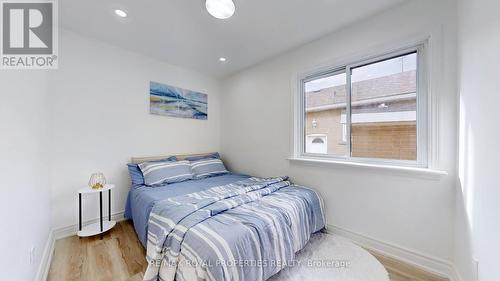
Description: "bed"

(125, 153), (326, 281)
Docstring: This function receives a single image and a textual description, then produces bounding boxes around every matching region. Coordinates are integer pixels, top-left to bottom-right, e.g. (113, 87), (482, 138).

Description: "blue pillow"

(127, 156), (177, 188)
(185, 152), (220, 161)
(190, 158), (228, 179)
(139, 160), (193, 186)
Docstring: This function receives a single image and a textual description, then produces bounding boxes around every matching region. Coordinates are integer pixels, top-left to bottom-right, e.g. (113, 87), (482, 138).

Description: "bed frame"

(130, 152), (218, 164)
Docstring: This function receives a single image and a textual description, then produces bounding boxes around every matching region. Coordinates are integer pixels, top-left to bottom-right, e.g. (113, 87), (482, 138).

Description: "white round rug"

(269, 233), (389, 281)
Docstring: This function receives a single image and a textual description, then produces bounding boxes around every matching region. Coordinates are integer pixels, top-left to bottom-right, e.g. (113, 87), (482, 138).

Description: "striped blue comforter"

(143, 176), (326, 281)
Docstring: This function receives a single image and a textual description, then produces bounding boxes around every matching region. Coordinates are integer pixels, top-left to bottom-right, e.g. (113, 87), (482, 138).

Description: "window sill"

(288, 157), (448, 180)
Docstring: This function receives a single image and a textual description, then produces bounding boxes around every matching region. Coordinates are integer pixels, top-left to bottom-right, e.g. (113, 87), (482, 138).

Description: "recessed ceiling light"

(206, 0), (235, 19)
(219, 57), (227, 62)
(114, 9), (128, 18)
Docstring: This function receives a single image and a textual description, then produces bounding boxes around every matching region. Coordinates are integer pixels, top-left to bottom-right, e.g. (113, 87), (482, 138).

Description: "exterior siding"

(305, 109), (347, 156)
(305, 109), (417, 160)
(351, 122), (416, 160)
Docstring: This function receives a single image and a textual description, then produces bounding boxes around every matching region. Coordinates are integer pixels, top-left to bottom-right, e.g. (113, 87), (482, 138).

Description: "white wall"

(0, 71), (51, 280)
(456, 0), (500, 280)
(221, 0), (458, 265)
(49, 30), (222, 229)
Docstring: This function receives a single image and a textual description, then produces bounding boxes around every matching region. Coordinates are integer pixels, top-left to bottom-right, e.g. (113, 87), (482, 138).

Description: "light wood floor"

(368, 250), (448, 281)
(48, 220), (448, 281)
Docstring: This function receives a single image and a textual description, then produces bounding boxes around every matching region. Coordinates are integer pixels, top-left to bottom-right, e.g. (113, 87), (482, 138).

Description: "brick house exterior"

(305, 70), (417, 160)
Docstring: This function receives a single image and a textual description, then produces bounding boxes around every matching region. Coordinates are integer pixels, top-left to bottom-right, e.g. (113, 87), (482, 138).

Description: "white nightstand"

(77, 184), (116, 237)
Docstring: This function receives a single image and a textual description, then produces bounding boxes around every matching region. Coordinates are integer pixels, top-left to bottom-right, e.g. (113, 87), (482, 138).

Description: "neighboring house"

(305, 70), (417, 160)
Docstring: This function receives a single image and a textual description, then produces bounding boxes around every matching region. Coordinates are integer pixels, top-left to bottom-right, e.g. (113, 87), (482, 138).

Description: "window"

(306, 134), (327, 154)
(298, 45), (427, 167)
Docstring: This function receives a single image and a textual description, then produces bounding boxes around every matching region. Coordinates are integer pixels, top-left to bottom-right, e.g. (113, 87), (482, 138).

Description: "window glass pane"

(350, 52), (417, 160)
(304, 72), (348, 156)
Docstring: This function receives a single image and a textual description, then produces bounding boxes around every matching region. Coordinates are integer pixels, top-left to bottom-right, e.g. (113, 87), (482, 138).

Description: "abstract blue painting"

(149, 81), (208, 120)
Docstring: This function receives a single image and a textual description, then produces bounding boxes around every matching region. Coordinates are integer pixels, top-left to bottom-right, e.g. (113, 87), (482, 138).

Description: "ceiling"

(60, 0), (408, 78)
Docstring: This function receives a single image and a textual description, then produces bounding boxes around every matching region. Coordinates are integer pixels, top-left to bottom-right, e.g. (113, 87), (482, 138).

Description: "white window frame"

(294, 43), (429, 168)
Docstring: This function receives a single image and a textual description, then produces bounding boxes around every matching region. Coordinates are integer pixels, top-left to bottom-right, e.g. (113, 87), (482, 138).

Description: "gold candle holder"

(89, 173), (106, 189)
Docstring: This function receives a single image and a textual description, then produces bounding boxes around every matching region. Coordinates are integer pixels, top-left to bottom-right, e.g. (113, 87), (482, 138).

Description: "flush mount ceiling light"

(219, 57), (227, 62)
(114, 9), (128, 18)
(206, 0), (235, 19)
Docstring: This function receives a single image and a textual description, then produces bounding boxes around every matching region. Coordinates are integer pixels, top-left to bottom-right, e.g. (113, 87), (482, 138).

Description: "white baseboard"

(327, 224), (460, 281)
(450, 267), (463, 281)
(34, 230), (55, 281)
(35, 210), (126, 281)
(53, 210), (126, 240)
